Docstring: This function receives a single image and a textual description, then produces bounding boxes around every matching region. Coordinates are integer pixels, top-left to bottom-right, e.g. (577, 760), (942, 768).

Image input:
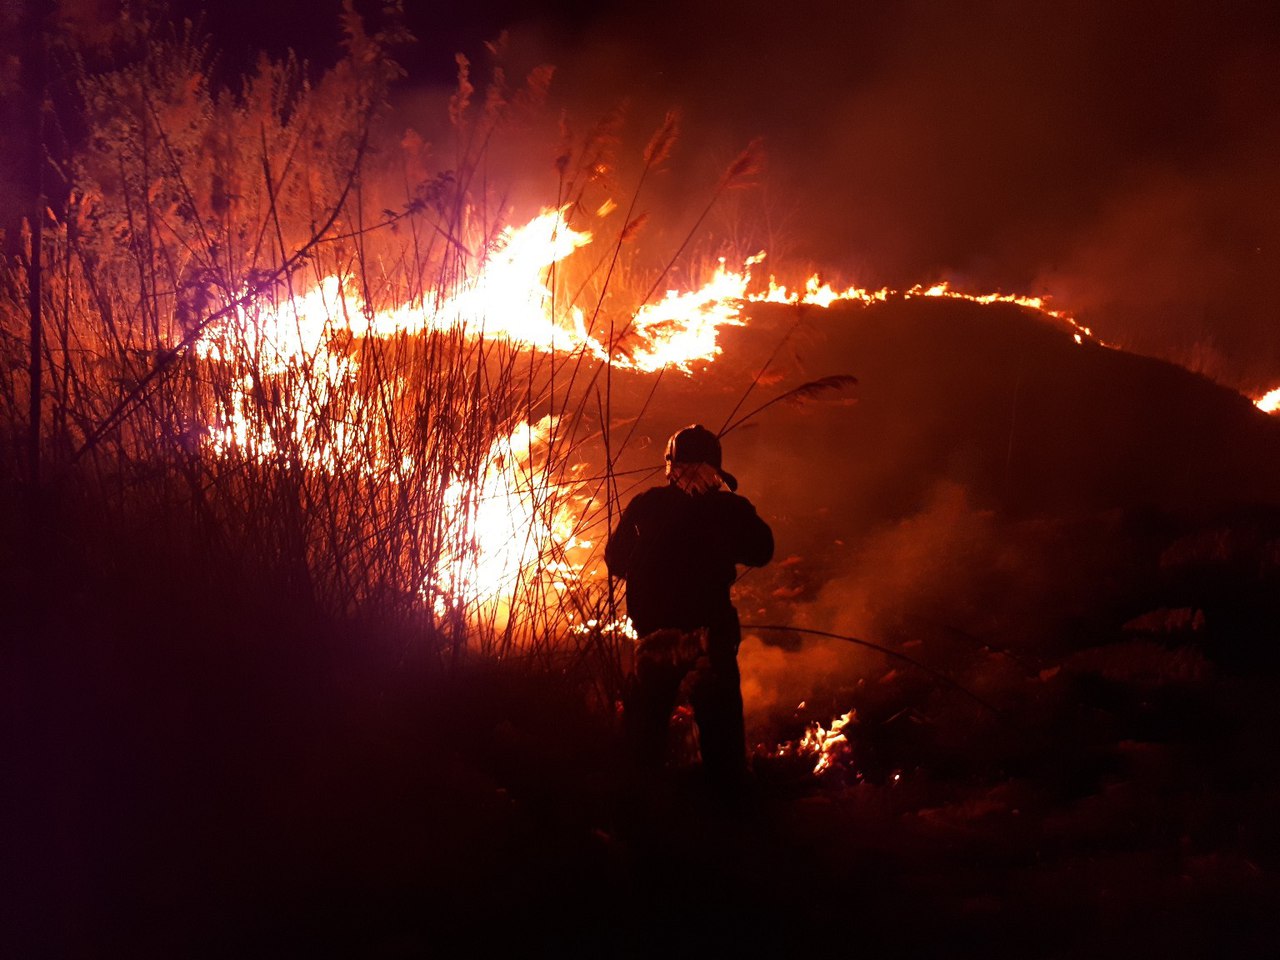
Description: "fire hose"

(741, 623), (1003, 717)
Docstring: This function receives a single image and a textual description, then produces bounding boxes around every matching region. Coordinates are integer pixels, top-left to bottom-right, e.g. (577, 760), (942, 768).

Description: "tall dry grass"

(0, 8), (756, 703)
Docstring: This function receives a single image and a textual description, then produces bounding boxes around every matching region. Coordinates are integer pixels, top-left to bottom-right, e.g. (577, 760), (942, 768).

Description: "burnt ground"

(7, 593), (1280, 959)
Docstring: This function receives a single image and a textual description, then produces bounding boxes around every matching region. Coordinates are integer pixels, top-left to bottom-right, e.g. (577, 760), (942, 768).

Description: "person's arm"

(604, 499), (641, 580)
(725, 494), (774, 568)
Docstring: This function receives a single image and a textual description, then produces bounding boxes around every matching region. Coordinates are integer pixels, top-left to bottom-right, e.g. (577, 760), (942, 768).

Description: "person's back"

(606, 425), (773, 789)
(606, 482), (772, 637)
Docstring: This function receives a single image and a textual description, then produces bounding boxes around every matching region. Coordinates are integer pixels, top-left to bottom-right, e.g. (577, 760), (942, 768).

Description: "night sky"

(185, 1), (1280, 389)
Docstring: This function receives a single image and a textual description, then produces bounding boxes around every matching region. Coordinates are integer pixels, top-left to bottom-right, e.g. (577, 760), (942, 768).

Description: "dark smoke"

(22, 0), (1276, 713)
(471, 0), (1280, 391)
(18, 1), (1278, 386)
(613, 295), (1280, 718)
(400, 0), (1280, 713)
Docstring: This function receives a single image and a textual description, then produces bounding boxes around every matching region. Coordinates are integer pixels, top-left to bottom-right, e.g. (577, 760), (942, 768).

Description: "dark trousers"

(625, 614), (747, 787)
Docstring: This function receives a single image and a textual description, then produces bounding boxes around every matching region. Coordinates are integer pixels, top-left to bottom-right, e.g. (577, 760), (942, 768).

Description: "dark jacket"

(605, 484), (774, 637)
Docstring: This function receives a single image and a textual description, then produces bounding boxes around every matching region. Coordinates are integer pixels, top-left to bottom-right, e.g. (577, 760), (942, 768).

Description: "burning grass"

(8, 10), (1280, 956)
(3, 17), (633, 678)
(3, 8), (1113, 678)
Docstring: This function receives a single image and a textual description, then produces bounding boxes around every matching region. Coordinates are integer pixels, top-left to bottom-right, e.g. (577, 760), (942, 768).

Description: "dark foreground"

(8, 607), (1280, 959)
(9, 297), (1280, 956)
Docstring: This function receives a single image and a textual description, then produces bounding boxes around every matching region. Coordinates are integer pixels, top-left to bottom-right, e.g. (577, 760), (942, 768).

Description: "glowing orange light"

(1255, 387), (1280, 414)
(430, 416), (591, 623)
(777, 708), (857, 775)
(193, 207), (1100, 626)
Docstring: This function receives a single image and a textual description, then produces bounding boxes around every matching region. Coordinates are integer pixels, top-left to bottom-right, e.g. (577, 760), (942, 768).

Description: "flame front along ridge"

(193, 206), (1101, 621)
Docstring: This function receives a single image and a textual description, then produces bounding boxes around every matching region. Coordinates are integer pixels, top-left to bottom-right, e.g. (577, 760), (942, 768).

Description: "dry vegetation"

(7, 7), (1280, 957)
(1, 7), (720, 692)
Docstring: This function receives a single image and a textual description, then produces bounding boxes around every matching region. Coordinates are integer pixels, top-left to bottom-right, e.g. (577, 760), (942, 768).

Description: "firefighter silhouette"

(605, 425), (774, 789)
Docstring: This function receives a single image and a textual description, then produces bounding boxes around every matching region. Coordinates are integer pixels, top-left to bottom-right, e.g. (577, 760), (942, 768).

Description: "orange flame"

(374, 208), (597, 351)
(1255, 387), (1280, 414)
(622, 257), (753, 372)
(430, 416), (592, 624)
(194, 207), (1099, 624)
(776, 708), (857, 775)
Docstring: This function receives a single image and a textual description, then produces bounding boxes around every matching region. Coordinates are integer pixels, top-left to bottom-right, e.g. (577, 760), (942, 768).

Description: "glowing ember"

(776, 708), (857, 775)
(902, 282), (1096, 344)
(1255, 387), (1280, 414)
(745, 268), (1090, 343)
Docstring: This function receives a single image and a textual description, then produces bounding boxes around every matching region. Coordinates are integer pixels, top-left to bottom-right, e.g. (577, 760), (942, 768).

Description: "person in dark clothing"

(605, 425), (774, 789)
